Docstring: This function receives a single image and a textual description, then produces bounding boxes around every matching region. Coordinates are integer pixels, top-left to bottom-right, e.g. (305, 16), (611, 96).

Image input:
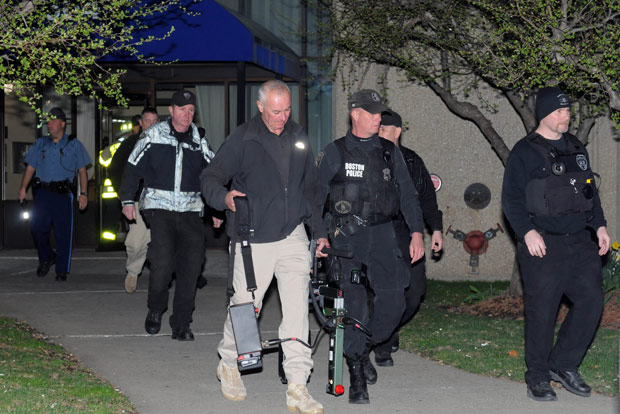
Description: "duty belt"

(336, 214), (392, 228)
(536, 229), (583, 236)
(33, 178), (73, 194)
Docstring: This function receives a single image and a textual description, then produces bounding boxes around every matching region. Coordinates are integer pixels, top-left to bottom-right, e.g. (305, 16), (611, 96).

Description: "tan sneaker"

(216, 360), (246, 401)
(124, 274), (138, 294)
(286, 383), (323, 414)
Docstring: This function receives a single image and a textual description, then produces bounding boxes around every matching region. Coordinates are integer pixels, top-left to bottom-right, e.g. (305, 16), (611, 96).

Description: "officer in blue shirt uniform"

(18, 107), (91, 281)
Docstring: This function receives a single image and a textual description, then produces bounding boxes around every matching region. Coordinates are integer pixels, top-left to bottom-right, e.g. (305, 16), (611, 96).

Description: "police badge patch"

(335, 200), (352, 214)
(382, 168), (391, 181)
(576, 154), (588, 171)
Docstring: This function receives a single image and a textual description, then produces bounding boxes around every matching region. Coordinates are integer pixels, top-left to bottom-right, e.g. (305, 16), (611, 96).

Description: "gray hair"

(258, 80), (291, 104)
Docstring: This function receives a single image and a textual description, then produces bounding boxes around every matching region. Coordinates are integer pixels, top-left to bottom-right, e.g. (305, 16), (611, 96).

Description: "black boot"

(347, 356), (369, 404)
(362, 343), (377, 384)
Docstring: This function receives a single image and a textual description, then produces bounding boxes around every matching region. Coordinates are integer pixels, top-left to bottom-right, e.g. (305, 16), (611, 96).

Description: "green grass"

(0, 316), (136, 414)
(399, 280), (619, 396)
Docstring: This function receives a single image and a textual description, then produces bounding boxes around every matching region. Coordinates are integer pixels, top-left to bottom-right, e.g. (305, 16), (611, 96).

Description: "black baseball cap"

(535, 87), (571, 122)
(171, 90), (196, 107)
(381, 109), (402, 128)
(48, 107), (66, 122)
(348, 89), (388, 114)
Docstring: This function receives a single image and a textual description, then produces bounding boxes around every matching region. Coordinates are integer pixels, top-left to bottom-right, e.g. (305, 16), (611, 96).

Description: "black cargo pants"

(332, 221), (409, 358)
(517, 229), (603, 386)
(144, 209), (205, 331)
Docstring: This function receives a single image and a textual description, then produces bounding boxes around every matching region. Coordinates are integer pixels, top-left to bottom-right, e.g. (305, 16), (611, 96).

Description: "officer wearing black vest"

(317, 89), (425, 404)
(502, 87), (610, 402)
(374, 109), (443, 367)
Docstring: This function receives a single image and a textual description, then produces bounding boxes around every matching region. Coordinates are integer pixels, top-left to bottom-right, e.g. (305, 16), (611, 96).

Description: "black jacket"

(108, 133), (141, 201)
(200, 114), (326, 243)
(399, 145), (443, 232)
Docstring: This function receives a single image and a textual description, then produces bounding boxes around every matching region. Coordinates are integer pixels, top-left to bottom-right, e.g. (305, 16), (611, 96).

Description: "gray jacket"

(120, 119), (214, 213)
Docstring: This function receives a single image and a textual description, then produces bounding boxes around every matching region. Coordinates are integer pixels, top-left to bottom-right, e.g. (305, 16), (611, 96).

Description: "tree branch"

(426, 80), (511, 164)
(504, 89), (536, 132)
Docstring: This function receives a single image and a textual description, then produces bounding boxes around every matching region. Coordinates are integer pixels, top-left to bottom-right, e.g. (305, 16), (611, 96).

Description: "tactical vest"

(525, 133), (595, 216)
(329, 137), (400, 222)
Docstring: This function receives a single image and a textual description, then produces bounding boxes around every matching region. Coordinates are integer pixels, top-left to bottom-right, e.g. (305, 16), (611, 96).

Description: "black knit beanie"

(535, 87), (571, 122)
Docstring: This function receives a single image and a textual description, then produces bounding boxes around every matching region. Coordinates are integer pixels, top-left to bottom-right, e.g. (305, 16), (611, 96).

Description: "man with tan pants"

(201, 80), (328, 414)
(123, 201), (150, 292)
(108, 107), (159, 293)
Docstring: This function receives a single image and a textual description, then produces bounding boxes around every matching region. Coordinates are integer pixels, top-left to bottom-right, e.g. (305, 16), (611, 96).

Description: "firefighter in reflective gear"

(502, 87), (610, 402)
(318, 89), (425, 404)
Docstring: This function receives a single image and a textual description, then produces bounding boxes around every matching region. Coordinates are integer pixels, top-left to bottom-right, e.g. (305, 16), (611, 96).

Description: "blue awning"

(103, 0), (300, 80)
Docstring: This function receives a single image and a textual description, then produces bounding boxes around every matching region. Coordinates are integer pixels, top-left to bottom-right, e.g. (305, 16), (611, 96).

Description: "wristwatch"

(80, 192), (87, 197)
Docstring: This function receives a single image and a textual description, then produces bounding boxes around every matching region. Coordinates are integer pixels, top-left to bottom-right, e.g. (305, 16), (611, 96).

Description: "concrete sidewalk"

(0, 249), (617, 414)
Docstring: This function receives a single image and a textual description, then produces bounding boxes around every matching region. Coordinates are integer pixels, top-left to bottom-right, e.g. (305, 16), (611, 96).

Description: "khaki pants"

(218, 224), (313, 385)
(125, 202), (151, 277)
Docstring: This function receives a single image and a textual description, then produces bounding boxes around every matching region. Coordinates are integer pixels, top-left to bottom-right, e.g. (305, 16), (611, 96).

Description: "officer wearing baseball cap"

(502, 87), (610, 401)
(18, 107), (91, 281)
(120, 89), (220, 341)
(348, 89), (389, 113)
(317, 89), (425, 404)
(171, 89), (197, 107)
(374, 108), (443, 367)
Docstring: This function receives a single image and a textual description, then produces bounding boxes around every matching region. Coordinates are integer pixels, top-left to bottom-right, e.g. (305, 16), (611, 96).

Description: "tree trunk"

(508, 254), (523, 297)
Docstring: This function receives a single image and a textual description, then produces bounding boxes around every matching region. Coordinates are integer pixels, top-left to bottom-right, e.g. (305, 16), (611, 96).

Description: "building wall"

(5, 96), (37, 200)
(331, 63), (619, 280)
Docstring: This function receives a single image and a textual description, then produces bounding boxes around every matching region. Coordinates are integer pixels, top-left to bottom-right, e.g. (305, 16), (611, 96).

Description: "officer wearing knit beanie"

(535, 87), (571, 122)
(502, 86), (610, 402)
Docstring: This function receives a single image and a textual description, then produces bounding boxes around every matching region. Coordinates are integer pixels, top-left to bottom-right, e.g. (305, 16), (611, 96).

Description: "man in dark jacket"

(108, 107), (159, 293)
(502, 87), (610, 401)
(201, 80), (327, 414)
(120, 90), (218, 341)
(373, 109), (443, 366)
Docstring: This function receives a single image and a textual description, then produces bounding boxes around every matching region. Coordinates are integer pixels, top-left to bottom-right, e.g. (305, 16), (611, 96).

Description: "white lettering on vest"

(345, 162), (365, 178)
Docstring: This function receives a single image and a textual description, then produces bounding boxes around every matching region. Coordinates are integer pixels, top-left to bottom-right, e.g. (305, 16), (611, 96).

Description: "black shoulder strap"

(564, 133), (585, 152)
(526, 132), (558, 158)
(231, 196), (257, 301)
(378, 137), (395, 170)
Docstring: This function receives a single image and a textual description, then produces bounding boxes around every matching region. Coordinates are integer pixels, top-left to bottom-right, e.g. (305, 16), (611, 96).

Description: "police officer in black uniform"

(317, 89), (425, 404)
(373, 109), (443, 367)
(502, 87), (610, 402)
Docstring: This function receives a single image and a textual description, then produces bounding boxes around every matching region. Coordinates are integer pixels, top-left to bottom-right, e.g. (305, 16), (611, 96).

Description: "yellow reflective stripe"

(99, 141), (122, 167)
(102, 232), (116, 240)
